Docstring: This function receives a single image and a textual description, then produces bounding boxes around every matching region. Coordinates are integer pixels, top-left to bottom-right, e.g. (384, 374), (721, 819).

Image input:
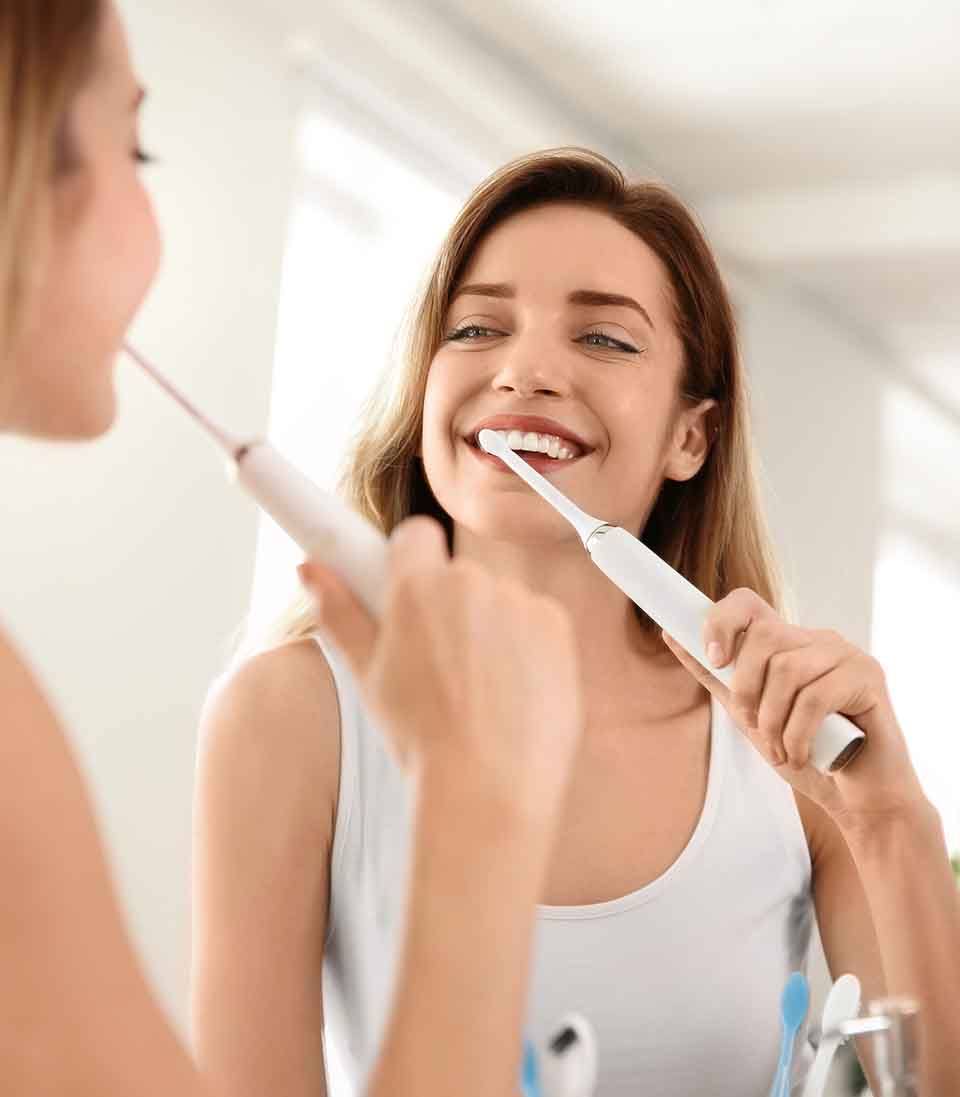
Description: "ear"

(663, 398), (718, 483)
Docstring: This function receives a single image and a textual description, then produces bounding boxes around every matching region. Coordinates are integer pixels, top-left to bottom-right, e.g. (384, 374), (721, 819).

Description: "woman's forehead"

(457, 205), (672, 313)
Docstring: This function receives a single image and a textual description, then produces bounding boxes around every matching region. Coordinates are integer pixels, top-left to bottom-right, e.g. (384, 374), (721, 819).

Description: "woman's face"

(421, 203), (714, 547)
(3, 1), (161, 439)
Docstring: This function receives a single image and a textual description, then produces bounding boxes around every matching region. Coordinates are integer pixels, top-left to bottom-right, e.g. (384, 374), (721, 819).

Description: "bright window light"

(872, 382), (960, 852)
(247, 113), (461, 644)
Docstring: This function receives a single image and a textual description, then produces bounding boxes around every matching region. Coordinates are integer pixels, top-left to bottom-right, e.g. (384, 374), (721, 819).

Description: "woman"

(198, 148), (960, 1095)
(0, 3), (582, 1096)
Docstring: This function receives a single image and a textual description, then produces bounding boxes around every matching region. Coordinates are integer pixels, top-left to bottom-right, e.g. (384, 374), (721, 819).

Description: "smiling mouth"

(466, 427), (588, 463)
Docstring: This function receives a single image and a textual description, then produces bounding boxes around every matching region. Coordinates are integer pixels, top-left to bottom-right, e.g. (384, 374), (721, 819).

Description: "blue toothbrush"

(522, 1039), (542, 1097)
(769, 972), (809, 1097)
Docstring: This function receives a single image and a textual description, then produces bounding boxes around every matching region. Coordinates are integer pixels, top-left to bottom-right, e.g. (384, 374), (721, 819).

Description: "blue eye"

(580, 330), (639, 353)
(446, 324), (498, 341)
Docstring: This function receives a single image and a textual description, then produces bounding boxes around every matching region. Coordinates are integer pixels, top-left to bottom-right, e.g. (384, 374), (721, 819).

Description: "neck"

(453, 523), (696, 725)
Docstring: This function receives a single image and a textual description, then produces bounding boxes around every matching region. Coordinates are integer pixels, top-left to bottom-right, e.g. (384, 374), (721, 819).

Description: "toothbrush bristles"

(123, 343), (239, 457)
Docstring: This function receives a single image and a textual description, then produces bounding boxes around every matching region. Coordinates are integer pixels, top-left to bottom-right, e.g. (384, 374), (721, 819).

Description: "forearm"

(841, 801), (960, 1095)
(365, 768), (552, 1097)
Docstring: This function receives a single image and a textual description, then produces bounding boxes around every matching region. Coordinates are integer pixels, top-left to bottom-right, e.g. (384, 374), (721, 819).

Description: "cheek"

(49, 174), (160, 348)
(419, 356), (461, 461)
(10, 175), (161, 438)
(608, 373), (678, 452)
(91, 175), (162, 328)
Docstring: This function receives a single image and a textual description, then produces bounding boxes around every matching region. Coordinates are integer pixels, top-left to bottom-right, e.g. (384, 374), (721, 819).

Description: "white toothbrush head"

(476, 429), (605, 545)
(539, 1012), (598, 1097)
(821, 973), (862, 1036)
(800, 974), (862, 1097)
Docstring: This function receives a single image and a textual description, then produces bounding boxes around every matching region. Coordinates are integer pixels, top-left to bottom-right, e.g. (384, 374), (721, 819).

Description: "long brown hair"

(260, 147), (784, 651)
(0, 0), (103, 363)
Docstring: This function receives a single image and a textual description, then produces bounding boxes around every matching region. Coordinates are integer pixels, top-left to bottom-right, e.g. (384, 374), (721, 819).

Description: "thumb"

(387, 515), (450, 582)
(298, 561), (377, 679)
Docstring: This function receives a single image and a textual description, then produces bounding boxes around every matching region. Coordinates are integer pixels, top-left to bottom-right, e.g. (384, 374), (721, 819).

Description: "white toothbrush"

(539, 1013), (598, 1097)
(125, 344), (389, 617)
(800, 974), (861, 1097)
(478, 429), (865, 774)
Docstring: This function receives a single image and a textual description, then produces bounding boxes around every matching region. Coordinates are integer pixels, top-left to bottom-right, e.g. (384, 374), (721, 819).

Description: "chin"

(26, 383), (118, 442)
(456, 495), (580, 548)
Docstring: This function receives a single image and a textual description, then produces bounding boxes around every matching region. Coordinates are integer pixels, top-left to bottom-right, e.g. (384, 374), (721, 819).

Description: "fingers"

(692, 590), (868, 772)
(780, 655), (871, 770)
(757, 641), (848, 768)
(701, 587), (773, 670)
(387, 516), (450, 586)
(662, 631), (732, 709)
(727, 619), (812, 763)
(384, 513), (452, 609)
(298, 560), (377, 680)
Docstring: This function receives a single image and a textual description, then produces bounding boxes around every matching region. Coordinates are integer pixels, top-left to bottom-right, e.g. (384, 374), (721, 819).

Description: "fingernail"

(707, 641), (724, 666)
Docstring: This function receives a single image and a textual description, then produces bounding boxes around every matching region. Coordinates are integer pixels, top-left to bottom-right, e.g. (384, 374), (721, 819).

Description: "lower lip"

(464, 439), (586, 474)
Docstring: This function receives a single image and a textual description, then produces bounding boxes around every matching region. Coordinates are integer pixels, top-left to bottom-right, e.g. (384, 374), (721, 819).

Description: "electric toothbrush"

(539, 1014), (598, 1097)
(478, 428), (865, 774)
(801, 974), (861, 1097)
(124, 344), (389, 617)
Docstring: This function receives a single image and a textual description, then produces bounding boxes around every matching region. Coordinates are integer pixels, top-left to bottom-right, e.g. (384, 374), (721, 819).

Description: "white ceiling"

(249, 0), (960, 398)
(429, 0), (960, 357)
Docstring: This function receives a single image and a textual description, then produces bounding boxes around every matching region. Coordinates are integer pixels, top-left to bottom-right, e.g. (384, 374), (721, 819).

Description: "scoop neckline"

(536, 693), (727, 921)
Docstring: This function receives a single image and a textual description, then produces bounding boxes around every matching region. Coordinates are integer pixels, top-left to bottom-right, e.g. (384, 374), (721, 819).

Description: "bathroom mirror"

(1, 7), (956, 1092)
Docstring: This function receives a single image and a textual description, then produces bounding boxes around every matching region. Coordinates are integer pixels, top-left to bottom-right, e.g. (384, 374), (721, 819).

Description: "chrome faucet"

(823, 997), (919, 1097)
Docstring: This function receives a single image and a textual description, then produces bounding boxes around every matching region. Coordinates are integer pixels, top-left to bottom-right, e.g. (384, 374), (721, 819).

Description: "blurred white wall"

(0, 0), (297, 1032)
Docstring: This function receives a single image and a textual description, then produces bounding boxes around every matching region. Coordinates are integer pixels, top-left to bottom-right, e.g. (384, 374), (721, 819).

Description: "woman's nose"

(491, 342), (570, 398)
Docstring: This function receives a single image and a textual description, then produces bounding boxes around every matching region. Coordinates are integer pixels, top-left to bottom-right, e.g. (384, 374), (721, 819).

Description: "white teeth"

(483, 428), (582, 460)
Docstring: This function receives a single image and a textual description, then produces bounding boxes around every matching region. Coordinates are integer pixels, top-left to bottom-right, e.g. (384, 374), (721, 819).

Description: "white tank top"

(317, 639), (814, 1097)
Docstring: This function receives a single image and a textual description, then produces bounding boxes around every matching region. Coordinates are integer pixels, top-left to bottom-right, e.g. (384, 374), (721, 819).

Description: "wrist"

(836, 796), (943, 855)
(413, 754), (559, 850)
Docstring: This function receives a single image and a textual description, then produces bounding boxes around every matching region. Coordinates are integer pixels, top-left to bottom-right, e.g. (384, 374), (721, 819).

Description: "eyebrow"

(453, 283), (655, 331)
(568, 289), (655, 331)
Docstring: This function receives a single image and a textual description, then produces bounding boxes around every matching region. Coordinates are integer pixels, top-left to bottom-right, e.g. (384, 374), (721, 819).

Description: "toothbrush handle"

(771, 1031), (797, 1097)
(586, 525), (865, 774)
(768, 1045), (789, 1097)
(800, 1041), (836, 1097)
(233, 440), (389, 618)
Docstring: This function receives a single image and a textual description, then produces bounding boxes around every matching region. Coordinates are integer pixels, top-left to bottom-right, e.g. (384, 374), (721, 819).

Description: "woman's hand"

(662, 588), (929, 834)
(297, 516), (583, 833)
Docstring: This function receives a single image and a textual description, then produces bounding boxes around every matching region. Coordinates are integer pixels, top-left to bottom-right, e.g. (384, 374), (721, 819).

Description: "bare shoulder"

(0, 631), (213, 1097)
(0, 624), (76, 805)
(196, 638), (342, 834)
(0, 625), (68, 858)
(0, 622), (55, 719)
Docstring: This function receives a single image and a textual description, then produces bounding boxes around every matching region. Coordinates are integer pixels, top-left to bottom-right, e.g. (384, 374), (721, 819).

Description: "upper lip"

(466, 414), (594, 454)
